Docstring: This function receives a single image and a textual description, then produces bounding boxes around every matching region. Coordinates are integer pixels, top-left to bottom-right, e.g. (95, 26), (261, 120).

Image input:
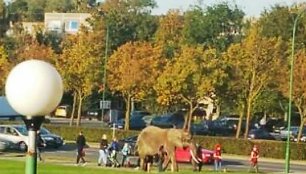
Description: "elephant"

(136, 126), (191, 172)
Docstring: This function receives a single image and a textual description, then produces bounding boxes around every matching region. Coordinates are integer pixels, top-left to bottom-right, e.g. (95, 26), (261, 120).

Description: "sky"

(152, 0), (306, 17)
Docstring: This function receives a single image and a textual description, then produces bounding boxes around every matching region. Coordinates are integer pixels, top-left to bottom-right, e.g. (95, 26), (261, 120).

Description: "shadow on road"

(222, 160), (244, 166)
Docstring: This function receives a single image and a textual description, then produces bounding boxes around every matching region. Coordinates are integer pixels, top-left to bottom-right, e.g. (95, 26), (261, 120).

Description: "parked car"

(175, 146), (214, 164)
(292, 128), (306, 142)
(110, 115), (147, 130)
(0, 125), (28, 151)
(85, 108), (102, 120)
(130, 111), (151, 118)
(39, 127), (64, 148)
(248, 128), (275, 140)
(54, 105), (71, 118)
(279, 126), (300, 140)
(190, 123), (210, 136)
(0, 139), (15, 151)
(151, 110), (186, 128)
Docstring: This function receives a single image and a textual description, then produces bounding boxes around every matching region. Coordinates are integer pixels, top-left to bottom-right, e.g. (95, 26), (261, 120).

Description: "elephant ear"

(167, 129), (191, 148)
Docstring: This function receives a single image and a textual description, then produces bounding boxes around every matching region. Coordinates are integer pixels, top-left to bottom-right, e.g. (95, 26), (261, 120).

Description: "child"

(249, 145), (259, 173)
(121, 143), (131, 167)
(213, 144), (222, 171)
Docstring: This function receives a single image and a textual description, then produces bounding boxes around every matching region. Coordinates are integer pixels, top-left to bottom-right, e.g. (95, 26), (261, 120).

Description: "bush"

(45, 125), (306, 160)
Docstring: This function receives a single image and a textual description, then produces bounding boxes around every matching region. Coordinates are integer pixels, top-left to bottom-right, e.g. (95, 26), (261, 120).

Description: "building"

(44, 13), (91, 34)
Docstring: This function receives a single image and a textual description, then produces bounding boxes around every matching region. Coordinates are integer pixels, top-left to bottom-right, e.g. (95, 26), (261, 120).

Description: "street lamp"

(5, 60), (63, 174)
(285, 10), (305, 174)
(101, 22), (109, 123)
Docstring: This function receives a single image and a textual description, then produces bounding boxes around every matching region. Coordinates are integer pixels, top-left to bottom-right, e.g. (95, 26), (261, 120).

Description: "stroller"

(107, 146), (120, 167)
(107, 139), (120, 167)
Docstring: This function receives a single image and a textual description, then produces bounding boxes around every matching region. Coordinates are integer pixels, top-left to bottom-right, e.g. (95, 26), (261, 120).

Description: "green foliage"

(183, 3), (245, 51)
(96, 0), (158, 50)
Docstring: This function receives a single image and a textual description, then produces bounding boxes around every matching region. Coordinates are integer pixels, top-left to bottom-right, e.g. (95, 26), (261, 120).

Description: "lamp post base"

(23, 116), (45, 174)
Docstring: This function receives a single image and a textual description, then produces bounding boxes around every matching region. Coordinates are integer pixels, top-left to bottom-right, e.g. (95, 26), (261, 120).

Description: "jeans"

(214, 160), (221, 171)
(98, 149), (108, 165)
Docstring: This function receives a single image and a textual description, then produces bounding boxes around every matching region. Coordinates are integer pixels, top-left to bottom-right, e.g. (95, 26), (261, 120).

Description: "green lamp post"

(285, 10), (305, 174)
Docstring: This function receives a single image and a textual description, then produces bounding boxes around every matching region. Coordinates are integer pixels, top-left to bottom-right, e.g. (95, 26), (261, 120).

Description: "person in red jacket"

(213, 144), (222, 171)
(249, 145), (259, 173)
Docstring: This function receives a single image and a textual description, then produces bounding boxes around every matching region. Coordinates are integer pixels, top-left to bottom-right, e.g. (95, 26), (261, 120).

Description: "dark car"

(248, 128), (275, 140)
(85, 108), (102, 121)
(190, 123), (210, 136)
(110, 116), (147, 130)
(208, 116), (245, 136)
(39, 127), (64, 148)
(151, 110), (186, 128)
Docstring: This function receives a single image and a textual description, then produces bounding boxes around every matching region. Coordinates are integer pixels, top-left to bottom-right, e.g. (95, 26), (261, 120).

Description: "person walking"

(121, 142), (131, 167)
(75, 131), (86, 166)
(109, 137), (120, 167)
(190, 143), (202, 172)
(37, 130), (46, 162)
(98, 134), (108, 166)
(213, 144), (222, 171)
(249, 145), (259, 173)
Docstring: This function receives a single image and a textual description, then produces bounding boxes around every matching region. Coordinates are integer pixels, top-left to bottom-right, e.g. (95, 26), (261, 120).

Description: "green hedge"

(44, 125), (306, 161)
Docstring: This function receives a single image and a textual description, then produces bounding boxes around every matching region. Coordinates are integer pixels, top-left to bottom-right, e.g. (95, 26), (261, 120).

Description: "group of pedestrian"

(97, 134), (131, 167)
(190, 143), (259, 173)
(75, 131), (259, 173)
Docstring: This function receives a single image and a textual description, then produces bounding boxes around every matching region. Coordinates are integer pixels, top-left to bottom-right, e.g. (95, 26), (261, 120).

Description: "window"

(67, 21), (79, 32)
(48, 20), (62, 32)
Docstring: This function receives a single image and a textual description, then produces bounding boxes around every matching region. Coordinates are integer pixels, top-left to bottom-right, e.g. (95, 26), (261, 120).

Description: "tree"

(107, 41), (163, 130)
(94, 0), (158, 50)
(154, 9), (184, 59)
(0, 0), (8, 38)
(56, 31), (103, 126)
(279, 49), (306, 143)
(154, 45), (225, 131)
(44, 0), (75, 13)
(183, 2), (245, 52)
(15, 39), (56, 64)
(223, 25), (282, 139)
(0, 45), (11, 95)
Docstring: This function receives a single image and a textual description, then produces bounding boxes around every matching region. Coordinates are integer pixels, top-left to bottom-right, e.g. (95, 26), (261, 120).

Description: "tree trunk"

(183, 111), (189, 131)
(244, 100), (252, 139)
(187, 103), (194, 132)
(296, 105), (305, 143)
(124, 94), (131, 131)
(69, 92), (77, 126)
(76, 93), (83, 127)
(236, 110), (244, 139)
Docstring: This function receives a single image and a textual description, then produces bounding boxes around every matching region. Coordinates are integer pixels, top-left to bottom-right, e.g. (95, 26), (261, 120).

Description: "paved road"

(38, 143), (306, 173)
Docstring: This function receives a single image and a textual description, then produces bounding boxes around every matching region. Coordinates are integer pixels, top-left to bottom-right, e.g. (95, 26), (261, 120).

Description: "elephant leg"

(170, 153), (178, 172)
(139, 158), (144, 171)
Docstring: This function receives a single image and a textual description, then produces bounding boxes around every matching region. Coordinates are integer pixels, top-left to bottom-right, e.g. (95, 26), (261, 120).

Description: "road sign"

(100, 100), (111, 109)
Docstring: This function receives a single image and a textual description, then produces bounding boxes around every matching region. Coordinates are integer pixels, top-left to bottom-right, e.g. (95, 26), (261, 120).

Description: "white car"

(279, 126), (299, 140)
(0, 125), (29, 151)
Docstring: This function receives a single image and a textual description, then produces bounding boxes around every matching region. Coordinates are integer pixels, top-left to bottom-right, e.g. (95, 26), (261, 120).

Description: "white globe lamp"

(5, 60), (63, 117)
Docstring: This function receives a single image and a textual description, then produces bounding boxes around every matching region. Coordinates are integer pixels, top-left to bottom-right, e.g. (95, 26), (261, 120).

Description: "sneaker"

(82, 162), (87, 166)
(98, 163), (101, 166)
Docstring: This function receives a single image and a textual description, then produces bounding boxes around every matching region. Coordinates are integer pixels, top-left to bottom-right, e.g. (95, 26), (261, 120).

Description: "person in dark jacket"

(37, 130), (46, 162)
(76, 131), (86, 166)
(98, 134), (108, 166)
